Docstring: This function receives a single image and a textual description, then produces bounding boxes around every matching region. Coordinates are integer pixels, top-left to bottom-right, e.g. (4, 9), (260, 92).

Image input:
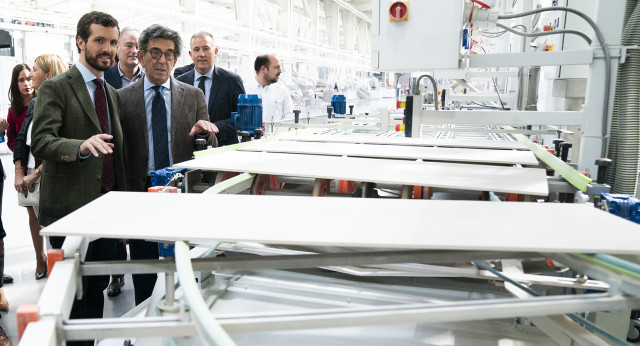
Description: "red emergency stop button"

(389, 1), (409, 22)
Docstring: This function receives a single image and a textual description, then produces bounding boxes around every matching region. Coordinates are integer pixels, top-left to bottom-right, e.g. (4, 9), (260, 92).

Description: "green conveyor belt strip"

(193, 133), (283, 158)
(571, 253), (640, 281)
(510, 130), (591, 192)
(204, 173), (255, 195)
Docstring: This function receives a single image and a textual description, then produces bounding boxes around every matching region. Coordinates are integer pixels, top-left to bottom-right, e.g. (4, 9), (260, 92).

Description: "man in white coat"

(244, 54), (294, 122)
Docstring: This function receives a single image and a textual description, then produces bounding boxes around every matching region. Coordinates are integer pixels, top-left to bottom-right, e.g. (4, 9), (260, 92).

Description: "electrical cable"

(481, 24), (528, 38)
(480, 47), (506, 110)
(472, 260), (629, 346)
(491, 76), (506, 110)
(414, 74), (439, 110)
(496, 23), (592, 45)
(498, 6), (612, 157)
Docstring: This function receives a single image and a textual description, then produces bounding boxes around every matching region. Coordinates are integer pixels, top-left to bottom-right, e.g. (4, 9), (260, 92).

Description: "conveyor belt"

(42, 192), (640, 254)
(175, 151), (548, 195)
(240, 140), (539, 165)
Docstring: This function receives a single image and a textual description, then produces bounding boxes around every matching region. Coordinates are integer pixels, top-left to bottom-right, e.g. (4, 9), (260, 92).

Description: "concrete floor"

(0, 148), (136, 345)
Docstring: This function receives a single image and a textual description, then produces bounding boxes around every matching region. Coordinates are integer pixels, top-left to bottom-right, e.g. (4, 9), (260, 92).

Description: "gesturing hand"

(80, 134), (114, 158)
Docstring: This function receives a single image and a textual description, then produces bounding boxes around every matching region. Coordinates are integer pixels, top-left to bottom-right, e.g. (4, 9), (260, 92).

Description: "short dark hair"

(76, 11), (119, 53)
(254, 54), (270, 74)
(139, 24), (182, 59)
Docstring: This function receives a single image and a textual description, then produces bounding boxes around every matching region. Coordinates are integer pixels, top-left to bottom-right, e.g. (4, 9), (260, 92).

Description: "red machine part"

(389, 1), (409, 22)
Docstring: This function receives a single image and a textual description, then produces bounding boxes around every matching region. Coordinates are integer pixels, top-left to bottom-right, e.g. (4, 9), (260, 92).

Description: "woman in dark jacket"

(13, 54), (67, 280)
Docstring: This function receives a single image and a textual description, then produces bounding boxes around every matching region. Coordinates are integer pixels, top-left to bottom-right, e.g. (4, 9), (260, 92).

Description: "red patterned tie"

(93, 78), (115, 193)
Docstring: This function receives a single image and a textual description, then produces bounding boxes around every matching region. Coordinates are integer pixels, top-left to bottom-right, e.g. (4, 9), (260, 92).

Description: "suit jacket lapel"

(208, 66), (221, 113)
(105, 84), (119, 138)
(68, 66), (101, 131)
(131, 79), (149, 154)
(185, 70), (195, 85)
(105, 85), (118, 125)
(170, 77), (184, 158)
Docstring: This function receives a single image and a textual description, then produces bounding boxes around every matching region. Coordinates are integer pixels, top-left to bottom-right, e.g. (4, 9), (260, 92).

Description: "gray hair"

(139, 24), (182, 58)
(119, 27), (140, 38)
(190, 31), (215, 47)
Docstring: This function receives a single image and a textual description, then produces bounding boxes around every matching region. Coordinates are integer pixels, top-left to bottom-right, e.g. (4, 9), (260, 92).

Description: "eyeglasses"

(148, 48), (176, 61)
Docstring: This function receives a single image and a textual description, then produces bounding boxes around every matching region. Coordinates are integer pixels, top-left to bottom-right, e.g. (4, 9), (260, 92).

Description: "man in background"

(177, 31), (245, 146)
(244, 54), (294, 122)
(105, 27), (144, 89)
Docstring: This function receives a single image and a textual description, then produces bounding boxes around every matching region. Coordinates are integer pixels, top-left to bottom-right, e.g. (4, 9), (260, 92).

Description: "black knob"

(254, 129), (263, 140)
(327, 106), (334, 119)
(293, 109), (301, 124)
(595, 158), (613, 184)
(240, 131), (250, 143)
(194, 138), (206, 151)
(560, 142), (572, 162)
(553, 139), (564, 157)
(349, 105), (354, 115)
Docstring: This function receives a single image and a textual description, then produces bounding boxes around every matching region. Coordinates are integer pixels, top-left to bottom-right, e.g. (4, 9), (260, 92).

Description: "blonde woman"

(13, 54), (68, 280)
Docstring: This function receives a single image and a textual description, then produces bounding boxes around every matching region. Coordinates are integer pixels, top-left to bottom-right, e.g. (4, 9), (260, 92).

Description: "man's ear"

(137, 51), (144, 67)
(76, 36), (85, 53)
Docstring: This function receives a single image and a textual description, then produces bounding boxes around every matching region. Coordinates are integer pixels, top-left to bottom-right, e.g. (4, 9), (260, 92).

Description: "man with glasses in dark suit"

(119, 24), (217, 305)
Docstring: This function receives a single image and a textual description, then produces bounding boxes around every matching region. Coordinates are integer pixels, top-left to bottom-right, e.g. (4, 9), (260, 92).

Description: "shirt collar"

(144, 75), (171, 91)
(118, 64), (143, 79)
(252, 77), (267, 90)
(194, 66), (214, 81)
(75, 61), (104, 84)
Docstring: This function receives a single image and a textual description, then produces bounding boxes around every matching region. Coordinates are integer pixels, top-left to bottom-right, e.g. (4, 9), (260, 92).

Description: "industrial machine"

(17, 1), (640, 345)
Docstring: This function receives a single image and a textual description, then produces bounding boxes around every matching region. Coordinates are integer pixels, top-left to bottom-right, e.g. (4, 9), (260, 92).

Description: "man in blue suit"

(104, 27), (144, 89)
(176, 32), (244, 146)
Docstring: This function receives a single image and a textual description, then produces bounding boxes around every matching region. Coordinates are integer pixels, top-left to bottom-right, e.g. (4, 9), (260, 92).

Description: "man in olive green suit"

(31, 11), (124, 345)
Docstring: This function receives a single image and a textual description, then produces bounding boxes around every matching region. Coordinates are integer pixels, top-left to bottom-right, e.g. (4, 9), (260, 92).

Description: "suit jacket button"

(97, 175), (101, 180)
(98, 153), (103, 159)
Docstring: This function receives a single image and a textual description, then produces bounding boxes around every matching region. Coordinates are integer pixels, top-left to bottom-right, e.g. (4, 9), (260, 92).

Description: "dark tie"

(152, 85), (170, 170)
(93, 78), (115, 193)
(197, 76), (206, 95)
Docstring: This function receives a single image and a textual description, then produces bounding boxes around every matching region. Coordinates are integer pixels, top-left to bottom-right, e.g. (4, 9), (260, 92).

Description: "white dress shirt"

(75, 61), (111, 129)
(244, 78), (294, 122)
(192, 67), (214, 103)
(75, 61), (111, 160)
